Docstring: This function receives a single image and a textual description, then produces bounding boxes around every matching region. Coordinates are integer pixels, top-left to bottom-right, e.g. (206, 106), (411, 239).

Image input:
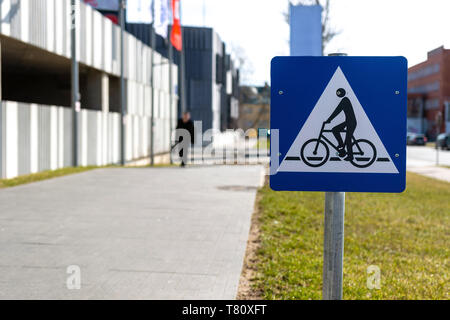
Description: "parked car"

(407, 133), (427, 146)
(406, 132), (414, 143)
(436, 133), (450, 150)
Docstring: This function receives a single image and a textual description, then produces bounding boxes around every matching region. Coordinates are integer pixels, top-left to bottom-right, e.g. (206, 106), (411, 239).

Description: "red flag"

(171, 0), (182, 51)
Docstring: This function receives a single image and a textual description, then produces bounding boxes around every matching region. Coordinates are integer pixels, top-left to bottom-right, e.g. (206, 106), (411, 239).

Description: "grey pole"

(323, 192), (345, 300)
(168, 37), (174, 164)
(150, 2), (156, 166)
(436, 139), (439, 166)
(323, 52), (348, 300)
(202, 0), (206, 27)
(435, 112), (442, 166)
(71, 0), (79, 167)
(120, 0), (126, 166)
(179, 1), (186, 114)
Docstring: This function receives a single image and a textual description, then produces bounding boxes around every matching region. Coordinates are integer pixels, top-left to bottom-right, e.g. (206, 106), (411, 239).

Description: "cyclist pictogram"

(277, 65), (400, 176)
(300, 88), (377, 168)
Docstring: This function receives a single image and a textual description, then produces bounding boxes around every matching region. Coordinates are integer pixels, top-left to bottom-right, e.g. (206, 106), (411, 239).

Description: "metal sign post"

(323, 191), (345, 300)
(322, 53), (347, 300)
(270, 54), (407, 300)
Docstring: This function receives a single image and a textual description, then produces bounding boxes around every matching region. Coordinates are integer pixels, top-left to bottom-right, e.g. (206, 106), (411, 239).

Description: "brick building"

(407, 46), (450, 139)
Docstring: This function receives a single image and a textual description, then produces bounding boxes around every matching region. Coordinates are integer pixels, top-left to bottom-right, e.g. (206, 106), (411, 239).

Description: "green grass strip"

(254, 172), (449, 300)
(0, 166), (101, 189)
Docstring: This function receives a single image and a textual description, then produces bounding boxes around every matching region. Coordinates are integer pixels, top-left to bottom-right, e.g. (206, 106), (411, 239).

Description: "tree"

(230, 43), (255, 85)
(284, 0), (339, 55)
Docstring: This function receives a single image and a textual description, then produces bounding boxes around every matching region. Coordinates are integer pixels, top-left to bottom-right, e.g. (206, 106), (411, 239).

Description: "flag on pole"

(170, 0), (182, 51)
(126, 0), (153, 24)
(154, 0), (170, 38)
(84, 0), (120, 24)
(84, 0), (120, 11)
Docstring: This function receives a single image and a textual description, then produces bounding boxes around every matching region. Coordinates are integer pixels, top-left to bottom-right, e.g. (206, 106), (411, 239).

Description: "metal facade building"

(182, 27), (240, 135)
(126, 25), (240, 136)
(0, 0), (178, 179)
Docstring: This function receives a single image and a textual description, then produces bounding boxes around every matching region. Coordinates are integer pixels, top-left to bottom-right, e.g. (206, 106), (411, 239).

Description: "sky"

(182, 0), (450, 86)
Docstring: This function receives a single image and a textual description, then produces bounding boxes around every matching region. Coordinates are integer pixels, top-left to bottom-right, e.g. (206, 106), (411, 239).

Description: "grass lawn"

(251, 172), (449, 300)
(0, 163), (177, 189)
(0, 166), (100, 189)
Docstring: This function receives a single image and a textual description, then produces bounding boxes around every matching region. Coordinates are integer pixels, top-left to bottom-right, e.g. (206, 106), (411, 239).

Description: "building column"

(101, 73), (109, 113)
(82, 70), (110, 112)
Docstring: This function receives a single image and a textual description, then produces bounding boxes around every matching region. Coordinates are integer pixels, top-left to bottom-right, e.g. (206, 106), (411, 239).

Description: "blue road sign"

(270, 56), (407, 193)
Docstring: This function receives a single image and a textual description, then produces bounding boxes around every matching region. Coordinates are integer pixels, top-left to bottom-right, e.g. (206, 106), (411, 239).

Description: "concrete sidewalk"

(407, 146), (450, 182)
(0, 165), (264, 299)
(407, 165), (450, 183)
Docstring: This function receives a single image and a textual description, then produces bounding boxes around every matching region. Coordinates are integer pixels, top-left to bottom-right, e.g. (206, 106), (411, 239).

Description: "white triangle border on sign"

(278, 67), (399, 174)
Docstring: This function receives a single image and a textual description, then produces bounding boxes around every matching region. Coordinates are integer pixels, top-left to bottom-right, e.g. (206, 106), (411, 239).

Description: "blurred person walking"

(176, 112), (195, 167)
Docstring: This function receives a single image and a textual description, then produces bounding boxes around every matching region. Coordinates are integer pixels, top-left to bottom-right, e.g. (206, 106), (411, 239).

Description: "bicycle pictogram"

(300, 88), (377, 168)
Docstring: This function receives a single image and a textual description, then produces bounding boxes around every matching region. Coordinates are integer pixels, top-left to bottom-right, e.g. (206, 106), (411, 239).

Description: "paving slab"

(0, 165), (263, 300)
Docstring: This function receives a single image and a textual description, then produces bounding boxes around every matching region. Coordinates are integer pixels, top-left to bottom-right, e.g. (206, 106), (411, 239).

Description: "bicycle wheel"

(301, 139), (330, 167)
(350, 139), (377, 168)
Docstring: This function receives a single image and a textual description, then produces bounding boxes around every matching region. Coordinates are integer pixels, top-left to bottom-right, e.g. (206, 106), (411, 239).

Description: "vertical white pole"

(436, 111), (442, 166)
(436, 142), (439, 166)
(202, 0), (206, 27)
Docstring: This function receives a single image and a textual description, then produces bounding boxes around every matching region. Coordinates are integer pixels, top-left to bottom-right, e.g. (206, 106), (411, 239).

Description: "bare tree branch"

(230, 43), (254, 85)
(284, 0), (340, 55)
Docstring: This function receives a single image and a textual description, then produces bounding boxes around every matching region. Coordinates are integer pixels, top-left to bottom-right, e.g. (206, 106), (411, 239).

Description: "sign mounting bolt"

(395, 91), (400, 95)
(395, 154), (400, 158)
(279, 90), (284, 95)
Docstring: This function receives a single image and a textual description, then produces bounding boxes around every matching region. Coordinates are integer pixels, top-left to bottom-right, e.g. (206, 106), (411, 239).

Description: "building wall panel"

(17, 103), (31, 176)
(38, 105), (51, 172)
(5, 102), (18, 178)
